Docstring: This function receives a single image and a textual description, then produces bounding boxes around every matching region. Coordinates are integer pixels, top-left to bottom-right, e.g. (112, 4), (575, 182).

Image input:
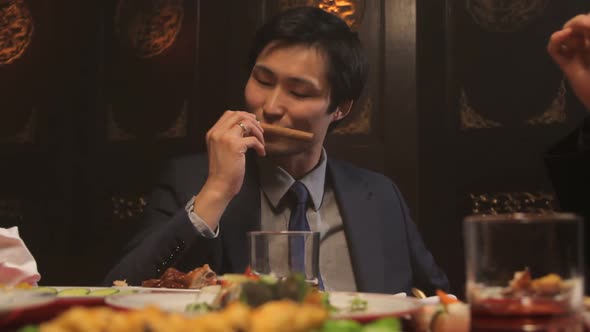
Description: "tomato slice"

(244, 266), (260, 280)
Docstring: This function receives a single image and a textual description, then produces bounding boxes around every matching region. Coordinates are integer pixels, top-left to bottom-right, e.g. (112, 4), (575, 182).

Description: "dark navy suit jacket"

(545, 116), (589, 292)
(104, 154), (449, 294)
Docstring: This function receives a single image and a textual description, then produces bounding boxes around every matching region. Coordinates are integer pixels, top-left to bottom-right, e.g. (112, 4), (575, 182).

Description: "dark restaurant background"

(0, 0), (588, 296)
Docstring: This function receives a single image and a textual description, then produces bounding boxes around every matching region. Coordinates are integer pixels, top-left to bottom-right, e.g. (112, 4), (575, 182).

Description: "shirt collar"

(256, 148), (327, 211)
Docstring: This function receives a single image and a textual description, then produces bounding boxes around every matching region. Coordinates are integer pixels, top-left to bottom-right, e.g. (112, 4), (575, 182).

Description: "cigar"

(259, 123), (314, 142)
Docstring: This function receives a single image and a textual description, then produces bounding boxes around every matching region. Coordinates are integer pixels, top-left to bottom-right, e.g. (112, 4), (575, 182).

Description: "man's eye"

(291, 91), (311, 98)
(256, 78), (273, 86)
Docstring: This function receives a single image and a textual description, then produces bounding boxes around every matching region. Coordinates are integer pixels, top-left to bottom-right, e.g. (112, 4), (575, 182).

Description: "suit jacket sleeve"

(545, 117), (590, 292)
(392, 183), (450, 295)
(544, 116), (590, 220)
(103, 157), (220, 286)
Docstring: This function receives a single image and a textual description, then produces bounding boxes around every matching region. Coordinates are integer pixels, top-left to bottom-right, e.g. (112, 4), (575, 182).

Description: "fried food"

(505, 269), (566, 296)
(39, 301), (327, 332)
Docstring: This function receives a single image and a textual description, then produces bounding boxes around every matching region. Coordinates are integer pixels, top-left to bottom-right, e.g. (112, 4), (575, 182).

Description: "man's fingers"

(211, 110), (256, 133)
(241, 136), (266, 157)
(238, 117), (265, 145)
(548, 28), (579, 63)
(546, 27), (590, 84)
(563, 13), (590, 30)
(207, 110), (260, 141)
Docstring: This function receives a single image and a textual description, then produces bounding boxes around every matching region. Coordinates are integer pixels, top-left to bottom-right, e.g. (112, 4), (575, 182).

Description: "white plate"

(36, 286), (200, 297)
(329, 292), (423, 322)
(106, 293), (200, 313)
(105, 290), (422, 322)
(122, 286), (201, 294)
(0, 290), (55, 314)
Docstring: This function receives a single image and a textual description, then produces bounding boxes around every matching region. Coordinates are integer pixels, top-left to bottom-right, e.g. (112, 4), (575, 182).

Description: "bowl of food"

(464, 213), (584, 317)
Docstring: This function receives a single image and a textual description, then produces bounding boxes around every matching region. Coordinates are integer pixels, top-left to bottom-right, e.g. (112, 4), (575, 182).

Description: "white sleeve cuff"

(185, 198), (220, 238)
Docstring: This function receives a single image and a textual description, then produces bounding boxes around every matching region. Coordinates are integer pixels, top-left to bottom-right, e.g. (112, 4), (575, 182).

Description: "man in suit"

(104, 7), (448, 295)
(546, 13), (590, 290)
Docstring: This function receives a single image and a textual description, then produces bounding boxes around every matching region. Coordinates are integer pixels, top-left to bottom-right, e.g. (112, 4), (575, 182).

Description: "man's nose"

(262, 87), (286, 118)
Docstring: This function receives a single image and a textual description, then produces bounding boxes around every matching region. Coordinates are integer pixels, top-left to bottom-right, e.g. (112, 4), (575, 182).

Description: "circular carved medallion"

(279, 0), (365, 30)
(467, 0), (549, 32)
(315, 0), (364, 30)
(115, 0), (184, 58)
(0, 0), (33, 65)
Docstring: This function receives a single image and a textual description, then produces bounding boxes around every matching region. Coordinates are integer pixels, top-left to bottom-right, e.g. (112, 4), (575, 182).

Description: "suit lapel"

(220, 155), (261, 273)
(328, 159), (385, 292)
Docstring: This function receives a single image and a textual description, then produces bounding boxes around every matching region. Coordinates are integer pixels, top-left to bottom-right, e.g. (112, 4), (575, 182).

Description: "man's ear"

(333, 100), (354, 121)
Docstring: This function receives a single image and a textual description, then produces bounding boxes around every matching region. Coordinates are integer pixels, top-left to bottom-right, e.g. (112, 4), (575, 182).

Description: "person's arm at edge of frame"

(102, 159), (208, 286)
(392, 182), (450, 295)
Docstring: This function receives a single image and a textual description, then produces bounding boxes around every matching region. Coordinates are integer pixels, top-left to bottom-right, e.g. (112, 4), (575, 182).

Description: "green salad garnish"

(348, 296), (368, 312)
(314, 318), (401, 332)
(185, 302), (213, 314)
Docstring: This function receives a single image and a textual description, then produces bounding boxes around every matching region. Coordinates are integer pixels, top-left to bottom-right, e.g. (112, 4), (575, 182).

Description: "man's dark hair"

(248, 7), (368, 128)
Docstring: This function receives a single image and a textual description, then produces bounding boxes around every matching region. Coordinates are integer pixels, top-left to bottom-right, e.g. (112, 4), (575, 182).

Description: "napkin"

(0, 226), (41, 287)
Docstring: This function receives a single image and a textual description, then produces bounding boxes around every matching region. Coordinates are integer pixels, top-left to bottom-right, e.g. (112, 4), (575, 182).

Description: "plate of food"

(27, 287), (138, 298)
(105, 292), (199, 313)
(328, 291), (421, 322)
(0, 290), (55, 315)
(105, 273), (422, 323)
(109, 264), (218, 293)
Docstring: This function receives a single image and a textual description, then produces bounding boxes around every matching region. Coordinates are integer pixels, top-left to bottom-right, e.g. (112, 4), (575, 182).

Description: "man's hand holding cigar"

(192, 109), (315, 231)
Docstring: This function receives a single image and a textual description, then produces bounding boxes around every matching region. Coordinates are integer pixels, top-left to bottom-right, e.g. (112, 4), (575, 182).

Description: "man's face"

(244, 43), (341, 157)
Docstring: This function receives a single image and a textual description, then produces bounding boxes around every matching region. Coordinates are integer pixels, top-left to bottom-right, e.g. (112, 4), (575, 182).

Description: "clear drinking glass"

(464, 213), (584, 317)
(248, 231), (320, 287)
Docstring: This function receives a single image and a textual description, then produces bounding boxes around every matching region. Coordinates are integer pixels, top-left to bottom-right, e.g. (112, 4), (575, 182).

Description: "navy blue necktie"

(287, 181), (324, 290)
(288, 181), (311, 232)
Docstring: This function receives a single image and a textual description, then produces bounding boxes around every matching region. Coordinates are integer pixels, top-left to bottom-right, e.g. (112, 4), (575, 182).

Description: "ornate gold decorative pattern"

(459, 79), (568, 129)
(469, 191), (556, 216)
(466, 0), (549, 32)
(526, 79), (567, 126)
(107, 101), (189, 141)
(1, 108), (36, 144)
(157, 99), (188, 139)
(115, 0), (184, 58)
(459, 89), (502, 129)
(107, 105), (136, 142)
(316, 0), (364, 30)
(0, 0), (33, 65)
(0, 199), (24, 224)
(112, 195), (147, 221)
(332, 97), (371, 135)
(278, 0), (365, 30)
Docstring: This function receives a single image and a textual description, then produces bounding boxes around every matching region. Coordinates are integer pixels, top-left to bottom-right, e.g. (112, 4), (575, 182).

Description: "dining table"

(0, 286), (588, 332)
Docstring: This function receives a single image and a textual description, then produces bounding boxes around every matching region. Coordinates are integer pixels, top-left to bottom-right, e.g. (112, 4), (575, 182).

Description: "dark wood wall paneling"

(417, 0), (590, 296)
(0, 0), (246, 285)
(76, 0), (244, 284)
(4, 0), (588, 293)
(69, 0), (269, 284)
(0, 0), (85, 284)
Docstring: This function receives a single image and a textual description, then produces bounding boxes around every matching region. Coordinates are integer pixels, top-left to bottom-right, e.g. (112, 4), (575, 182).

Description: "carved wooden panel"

(278, 0), (365, 30)
(449, 1), (582, 130)
(469, 191), (557, 216)
(111, 195), (147, 221)
(0, 0), (52, 144)
(103, 0), (197, 141)
(418, 0), (590, 297)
